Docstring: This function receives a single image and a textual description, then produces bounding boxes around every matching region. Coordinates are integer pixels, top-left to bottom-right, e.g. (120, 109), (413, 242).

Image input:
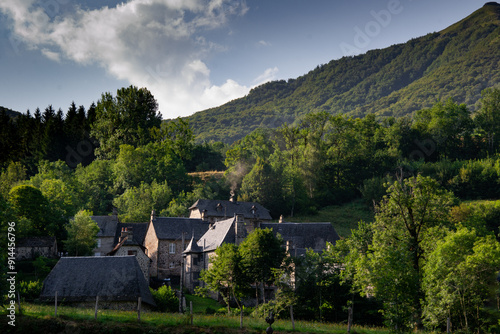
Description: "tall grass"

(6, 303), (391, 334)
(287, 199), (374, 237)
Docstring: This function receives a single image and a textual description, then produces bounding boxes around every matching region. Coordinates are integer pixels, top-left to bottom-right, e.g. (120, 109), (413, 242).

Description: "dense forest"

(1, 83), (499, 235)
(2, 83), (500, 331)
(186, 2), (500, 143)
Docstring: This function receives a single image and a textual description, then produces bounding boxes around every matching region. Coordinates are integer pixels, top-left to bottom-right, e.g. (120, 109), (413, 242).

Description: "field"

(286, 200), (375, 238)
(0, 302), (391, 334)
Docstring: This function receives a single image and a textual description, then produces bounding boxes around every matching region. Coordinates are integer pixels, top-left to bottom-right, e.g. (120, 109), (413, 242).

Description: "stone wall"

(94, 236), (115, 256)
(113, 245), (150, 282)
(144, 224), (159, 278)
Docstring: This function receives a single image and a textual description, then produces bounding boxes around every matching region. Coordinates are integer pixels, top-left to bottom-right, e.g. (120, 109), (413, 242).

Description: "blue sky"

(0, 0), (484, 119)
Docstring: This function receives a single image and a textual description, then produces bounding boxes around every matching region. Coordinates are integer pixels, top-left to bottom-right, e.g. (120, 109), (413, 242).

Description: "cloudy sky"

(0, 0), (482, 119)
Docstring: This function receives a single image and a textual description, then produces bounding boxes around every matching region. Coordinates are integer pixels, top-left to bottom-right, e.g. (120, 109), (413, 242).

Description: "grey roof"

(17, 236), (56, 248)
(183, 236), (203, 254)
(40, 256), (155, 306)
(189, 199), (272, 221)
(91, 215), (119, 237)
(150, 217), (209, 240)
(113, 222), (148, 246)
(261, 222), (340, 255)
(196, 217), (236, 252)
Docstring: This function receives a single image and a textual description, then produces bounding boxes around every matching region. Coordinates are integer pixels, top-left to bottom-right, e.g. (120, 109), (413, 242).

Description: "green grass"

(1, 302), (391, 334)
(185, 294), (221, 314)
(286, 199), (375, 238)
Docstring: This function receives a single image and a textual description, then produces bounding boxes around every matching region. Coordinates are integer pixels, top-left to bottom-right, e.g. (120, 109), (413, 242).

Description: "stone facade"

(144, 214), (209, 282)
(92, 212), (119, 256)
(16, 237), (58, 260)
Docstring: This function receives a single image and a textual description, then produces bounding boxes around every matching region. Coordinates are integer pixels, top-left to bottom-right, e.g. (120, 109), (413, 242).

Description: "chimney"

(235, 214), (245, 245)
(119, 227), (128, 243)
(150, 209), (156, 223)
(229, 190), (236, 203)
(112, 207), (118, 223)
(201, 209), (207, 221)
(126, 227), (134, 244)
(279, 215), (284, 224)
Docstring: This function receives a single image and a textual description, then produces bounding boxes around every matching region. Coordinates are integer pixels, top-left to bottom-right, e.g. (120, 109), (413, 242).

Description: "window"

(128, 250), (137, 256)
(169, 243), (176, 254)
(94, 252), (101, 257)
(97, 239), (101, 248)
(169, 262), (175, 268)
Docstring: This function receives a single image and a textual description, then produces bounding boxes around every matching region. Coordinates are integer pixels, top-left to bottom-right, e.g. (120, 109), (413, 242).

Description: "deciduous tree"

(63, 210), (99, 256)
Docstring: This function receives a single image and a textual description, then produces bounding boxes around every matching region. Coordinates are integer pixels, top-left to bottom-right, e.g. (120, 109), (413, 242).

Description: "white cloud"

(0, 0), (250, 118)
(253, 67), (279, 85)
(257, 40), (272, 47)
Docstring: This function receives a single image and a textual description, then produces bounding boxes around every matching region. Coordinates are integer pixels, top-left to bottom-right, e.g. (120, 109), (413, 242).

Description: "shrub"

(150, 285), (179, 312)
(18, 280), (43, 301)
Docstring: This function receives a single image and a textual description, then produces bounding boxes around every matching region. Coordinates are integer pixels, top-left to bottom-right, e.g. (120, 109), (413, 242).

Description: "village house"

(16, 236), (58, 260)
(183, 215), (246, 292)
(144, 210), (209, 283)
(182, 214), (341, 293)
(91, 209), (119, 256)
(108, 226), (151, 282)
(189, 197), (272, 233)
(40, 256), (156, 310)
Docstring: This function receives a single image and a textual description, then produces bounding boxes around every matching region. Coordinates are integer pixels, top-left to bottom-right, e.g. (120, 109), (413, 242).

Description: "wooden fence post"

(190, 301), (193, 325)
(17, 291), (22, 316)
(54, 291), (58, 317)
(239, 307), (243, 329)
(94, 296), (99, 320)
(137, 297), (142, 322)
(347, 306), (353, 333)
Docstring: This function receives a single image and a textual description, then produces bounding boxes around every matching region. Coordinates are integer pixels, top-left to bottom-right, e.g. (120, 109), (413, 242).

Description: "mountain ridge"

(186, 2), (500, 143)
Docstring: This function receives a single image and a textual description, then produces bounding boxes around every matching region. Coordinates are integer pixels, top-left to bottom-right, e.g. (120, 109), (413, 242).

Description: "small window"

(128, 250), (137, 256)
(94, 252), (101, 257)
(169, 243), (176, 254)
(169, 262), (175, 268)
(97, 239), (101, 248)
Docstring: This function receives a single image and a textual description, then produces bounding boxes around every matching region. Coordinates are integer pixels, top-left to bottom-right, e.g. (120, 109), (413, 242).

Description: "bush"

(150, 285), (179, 312)
(205, 306), (216, 315)
(18, 280), (43, 301)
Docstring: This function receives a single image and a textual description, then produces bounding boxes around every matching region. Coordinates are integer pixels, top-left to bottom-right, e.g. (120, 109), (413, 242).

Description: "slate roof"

(17, 236), (56, 248)
(261, 222), (340, 255)
(193, 217), (236, 252)
(113, 222), (148, 246)
(150, 217), (209, 241)
(183, 236), (203, 254)
(40, 256), (155, 306)
(189, 199), (272, 221)
(91, 215), (119, 237)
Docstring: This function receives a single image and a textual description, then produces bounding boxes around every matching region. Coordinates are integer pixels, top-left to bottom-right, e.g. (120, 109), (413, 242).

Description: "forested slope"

(186, 2), (500, 143)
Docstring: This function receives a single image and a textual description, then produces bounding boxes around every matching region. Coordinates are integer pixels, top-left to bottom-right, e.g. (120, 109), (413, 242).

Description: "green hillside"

(186, 2), (500, 143)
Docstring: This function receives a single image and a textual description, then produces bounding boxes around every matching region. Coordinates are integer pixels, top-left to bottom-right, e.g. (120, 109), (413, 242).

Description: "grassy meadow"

(1, 302), (391, 334)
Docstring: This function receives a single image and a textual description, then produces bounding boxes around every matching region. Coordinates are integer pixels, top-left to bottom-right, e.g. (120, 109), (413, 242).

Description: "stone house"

(189, 198), (272, 233)
(183, 215), (249, 292)
(108, 226), (151, 282)
(40, 256), (156, 310)
(182, 215), (341, 293)
(91, 209), (119, 256)
(16, 236), (58, 260)
(144, 211), (209, 282)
